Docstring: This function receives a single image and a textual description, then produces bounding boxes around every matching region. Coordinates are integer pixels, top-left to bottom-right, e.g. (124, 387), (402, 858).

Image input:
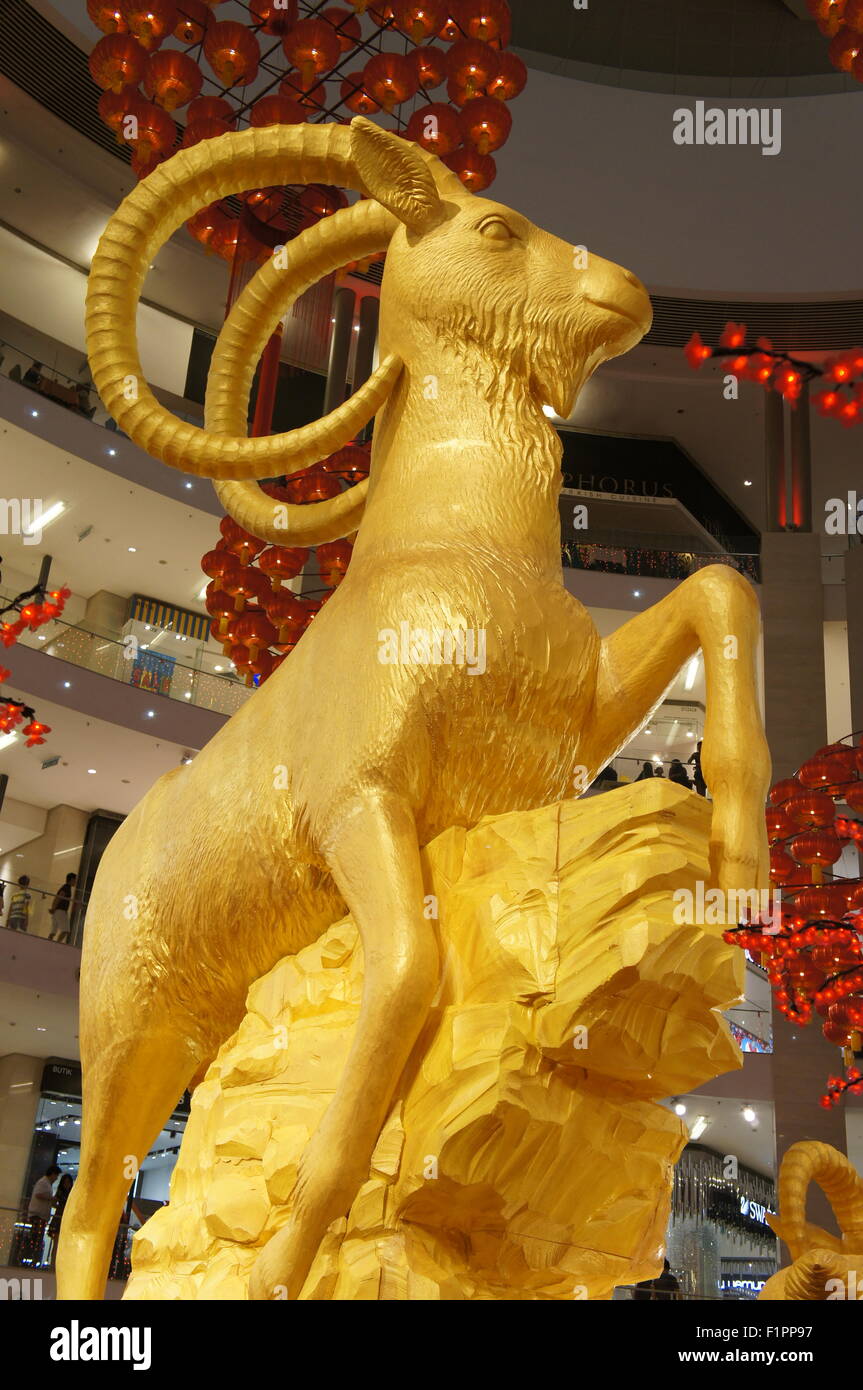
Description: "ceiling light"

(184, 692), (191, 699)
(87, 768), (96, 774)
(30, 409), (39, 417)
(673, 1101), (687, 1116)
(689, 1115), (710, 1140)
(684, 655), (699, 691)
(107, 448), (117, 456)
(744, 479), (752, 487)
(686, 731), (694, 738)
(652, 754), (662, 764)
(0, 731), (19, 752)
(128, 546), (137, 553)
(36, 1026), (46, 1032)
(184, 481), (193, 489)
(22, 500), (65, 537)
(214, 664), (223, 672)
(742, 1105), (757, 1123)
(37, 634), (46, 641)
(541, 404), (557, 419)
(633, 590), (641, 598)
(145, 710), (155, 718)
(62, 681), (71, 688)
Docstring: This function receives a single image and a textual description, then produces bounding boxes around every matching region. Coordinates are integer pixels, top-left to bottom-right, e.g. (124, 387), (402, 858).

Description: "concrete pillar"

(846, 546), (863, 737)
(0, 1054), (42, 1263)
(764, 391), (787, 531)
(5, 805), (88, 938)
(322, 286), (355, 416)
(82, 589), (127, 638)
(354, 295), (380, 446)
(760, 532), (827, 780)
(789, 386), (812, 532)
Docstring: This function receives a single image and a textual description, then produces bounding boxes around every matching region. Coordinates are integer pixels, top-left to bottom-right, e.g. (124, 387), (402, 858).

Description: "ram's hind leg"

(249, 789), (438, 1300)
(584, 564), (771, 892)
(57, 982), (201, 1300)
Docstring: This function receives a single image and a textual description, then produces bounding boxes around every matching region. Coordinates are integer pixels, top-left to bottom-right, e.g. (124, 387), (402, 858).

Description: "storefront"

(667, 1145), (778, 1300)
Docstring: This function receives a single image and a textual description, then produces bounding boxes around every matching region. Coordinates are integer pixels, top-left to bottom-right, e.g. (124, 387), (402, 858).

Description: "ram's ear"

(351, 117), (446, 235)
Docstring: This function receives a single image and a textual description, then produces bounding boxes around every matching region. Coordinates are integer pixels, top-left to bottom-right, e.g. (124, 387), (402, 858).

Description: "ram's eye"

(478, 218), (513, 242)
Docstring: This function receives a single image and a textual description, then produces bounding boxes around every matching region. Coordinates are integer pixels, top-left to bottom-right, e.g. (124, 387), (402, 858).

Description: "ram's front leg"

(583, 564), (771, 893)
(248, 789), (438, 1301)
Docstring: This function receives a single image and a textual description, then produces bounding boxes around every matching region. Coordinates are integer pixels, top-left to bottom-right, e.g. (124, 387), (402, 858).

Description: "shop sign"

(740, 1195), (773, 1226)
(41, 1058), (82, 1098)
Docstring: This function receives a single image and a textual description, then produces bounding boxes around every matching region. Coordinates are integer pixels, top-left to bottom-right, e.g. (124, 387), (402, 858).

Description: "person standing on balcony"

(668, 759), (692, 790)
(49, 872), (77, 943)
(7, 874), (32, 931)
(689, 740), (707, 797)
(635, 761), (655, 781)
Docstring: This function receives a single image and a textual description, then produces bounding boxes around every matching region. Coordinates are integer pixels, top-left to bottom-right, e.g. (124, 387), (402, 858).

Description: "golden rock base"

(125, 781), (742, 1300)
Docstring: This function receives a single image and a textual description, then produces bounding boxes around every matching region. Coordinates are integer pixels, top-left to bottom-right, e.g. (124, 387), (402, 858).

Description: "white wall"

(494, 74), (863, 296)
(0, 228), (193, 399)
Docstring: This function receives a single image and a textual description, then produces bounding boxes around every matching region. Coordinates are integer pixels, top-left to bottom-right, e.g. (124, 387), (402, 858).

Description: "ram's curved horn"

(207, 198), (397, 543)
(86, 121), (461, 481)
(783, 1250), (846, 1301)
(777, 1142), (863, 1261)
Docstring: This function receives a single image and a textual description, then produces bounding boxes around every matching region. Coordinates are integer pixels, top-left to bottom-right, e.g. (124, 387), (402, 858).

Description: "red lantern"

(223, 566), (269, 611)
(322, 6), (362, 50)
(283, 17), (340, 88)
(87, 0), (128, 34)
(408, 45), (448, 90)
(123, 96), (178, 159)
(298, 185), (348, 218)
(174, 0), (211, 43)
(769, 846), (803, 885)
(844, 782), (863, 812)
(257, 546), (310, 588)
(458, 93), (512, 153)
(232, 610), (277, 662)
(201, 547), (241, 584)
(438, 8), (463, 40)
(285, 468), (342, 503)
(790, 830), (844, 866)
(443, 145), (496, 191)
(204, 585), (236, 636)
(320, 444), (370, 482)
(807, 0), (848, 37)
(406, 102), (462, 155)
(793, 885), (850, 921)
(369, 2), (395, 25)
(249, 0), (298, 35)
(250, 95), (307, 127)
(785, 791), (837, 829)
(846, 0), (863, 31)
(316, 539), (353, 587)
(119, 0), (177, 51)
(459, 0), (511, 44)
(393, 0), (446, 42)
(829, 25), (862, 70)
(187, 95), (236, 128)
(98, 86), (141, 140)
(182, 117), (231, 148)
(89, 33), (148, 92)
(204, 21), (260, 87)
(799, 745), (857, 790)
(769, 776), (803, 806)
(263, 589), (308, 642)
(446, 38), (499, 96)
(340, 72), (380, 114)
(219, 516), (265, 564)
(362, 52), (418, 111)
(765, 805), (796, 842)
(143, 50), (202, 110)
(486, 48), (526, 101)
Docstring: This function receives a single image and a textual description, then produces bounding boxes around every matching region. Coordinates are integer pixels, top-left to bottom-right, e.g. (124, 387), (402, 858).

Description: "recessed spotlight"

(87, 768), (96, 774)
(37, 634), (46, 641)
(184, 692), (191, 699)
(107, 448), (117, 456)
(686, 731), (694, 738)
(184, 481), (193, 489)
(214, 664), (223, 672)
(128, 546), (136, 553)
(633, 590), (641, 598)
(673, 1101), (687, 1116)
(62, 681), (71, 689)
(145, 710), (155, 718)
(36, 1026), (46, 1032)
(744, 479), (752, 487)
(742, 1105), (757, 1123)
(31, 409), (39, 417)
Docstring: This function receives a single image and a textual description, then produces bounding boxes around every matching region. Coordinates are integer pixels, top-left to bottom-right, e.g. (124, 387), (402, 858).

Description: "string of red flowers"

(684, 322), (863, 427)
(0, 581), (71, 746)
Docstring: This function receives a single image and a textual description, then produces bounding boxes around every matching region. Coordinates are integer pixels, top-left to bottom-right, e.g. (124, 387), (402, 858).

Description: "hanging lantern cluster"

(0, 582), (70, 747)
(724, 736), (863, 1107)
(684, 322), (863, 427)
(87, 1), (525, 234)
(807, 0), (863, 79)
(200, 442), (370, 687)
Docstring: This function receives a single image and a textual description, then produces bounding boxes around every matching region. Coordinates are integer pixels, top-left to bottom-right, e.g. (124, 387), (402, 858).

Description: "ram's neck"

(352, 348), (565, 580)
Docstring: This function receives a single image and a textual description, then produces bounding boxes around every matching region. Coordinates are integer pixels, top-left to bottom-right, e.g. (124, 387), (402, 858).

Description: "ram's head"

(87, 118), (652, 545)
(760, 1142), (863, 1301)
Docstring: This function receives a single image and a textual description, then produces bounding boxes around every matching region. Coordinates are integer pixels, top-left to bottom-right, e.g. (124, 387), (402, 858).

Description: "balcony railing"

(563, 541), (761, 584)
(4, 600), (251, 718)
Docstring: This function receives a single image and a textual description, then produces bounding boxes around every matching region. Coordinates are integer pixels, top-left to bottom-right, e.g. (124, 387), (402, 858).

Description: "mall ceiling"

(510, 0), (846, 88)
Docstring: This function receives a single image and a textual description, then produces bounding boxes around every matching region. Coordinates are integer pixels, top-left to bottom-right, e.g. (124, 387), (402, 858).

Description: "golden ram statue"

(57, 118), (770, 1300)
